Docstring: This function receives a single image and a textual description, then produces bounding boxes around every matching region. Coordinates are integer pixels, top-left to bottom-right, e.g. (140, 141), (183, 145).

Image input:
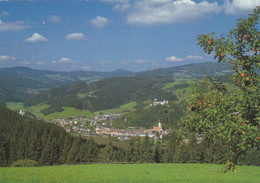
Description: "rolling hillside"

(139, 62), (231, 77)
(24, 76), (177, 114)
(0, 74), (46, 105)
(22, 62), (232, 118)
(0, 67), (134, 105)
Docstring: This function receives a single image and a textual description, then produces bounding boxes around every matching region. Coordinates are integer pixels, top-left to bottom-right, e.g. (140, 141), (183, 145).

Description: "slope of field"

(1, 164), (259, 183)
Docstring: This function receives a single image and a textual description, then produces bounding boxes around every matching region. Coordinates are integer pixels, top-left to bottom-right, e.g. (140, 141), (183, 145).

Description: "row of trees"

(98, 133), (260, 166)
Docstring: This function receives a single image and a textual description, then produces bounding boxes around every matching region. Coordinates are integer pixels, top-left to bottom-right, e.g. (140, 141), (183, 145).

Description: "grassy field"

(1, 164), (259, 183)
(6, 103), (93, 120)
(6, 102), (24, 111)
(45, 107), (93, 120)
(94, 102), (137, 115)
(6, 102), (49, 118)
(163, 79), (196, 101)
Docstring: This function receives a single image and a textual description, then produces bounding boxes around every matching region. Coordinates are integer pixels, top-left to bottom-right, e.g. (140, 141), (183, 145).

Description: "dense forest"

(0, 106), (99, 166)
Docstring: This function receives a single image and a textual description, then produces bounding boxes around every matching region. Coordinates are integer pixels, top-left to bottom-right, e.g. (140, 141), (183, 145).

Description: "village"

(41, 112), (171, 141)
(17, 99), (172, 140)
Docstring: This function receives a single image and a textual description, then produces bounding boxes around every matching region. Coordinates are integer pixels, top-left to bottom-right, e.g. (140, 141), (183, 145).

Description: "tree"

(179, 7), (260, 166)
(162, 132), (179, 163)
(140, 136), (154, 163)
(0, 134), (7, 166)
(154, 140), (163, 163)
(186, 133), (202, 163)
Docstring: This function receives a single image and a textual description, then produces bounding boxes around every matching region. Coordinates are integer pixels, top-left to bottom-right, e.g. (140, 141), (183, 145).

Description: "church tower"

(158, 120), (162, 128)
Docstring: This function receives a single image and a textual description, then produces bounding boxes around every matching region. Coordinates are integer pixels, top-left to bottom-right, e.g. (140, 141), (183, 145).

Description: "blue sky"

(0, 0), (259, 72)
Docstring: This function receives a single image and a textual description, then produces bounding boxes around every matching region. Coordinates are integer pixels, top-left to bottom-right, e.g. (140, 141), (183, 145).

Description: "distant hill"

(0, 67), (134, 84)
(0, 62), (232, 106)
(0, 74), (46, 105)
(23, 62), (233, 115)
(0, 67), (134, 105)
(139, 62), (232, 78)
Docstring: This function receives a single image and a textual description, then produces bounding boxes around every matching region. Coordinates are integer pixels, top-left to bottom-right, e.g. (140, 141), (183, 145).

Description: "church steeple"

(158, 120), (162, 128)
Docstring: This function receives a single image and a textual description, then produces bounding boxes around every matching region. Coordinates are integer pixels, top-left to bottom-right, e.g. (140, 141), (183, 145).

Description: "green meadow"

(44, 107), (93, 120)
(1, 164), (259, 183)
(6, 102), (137, 120)
(94, 101), (137, 115)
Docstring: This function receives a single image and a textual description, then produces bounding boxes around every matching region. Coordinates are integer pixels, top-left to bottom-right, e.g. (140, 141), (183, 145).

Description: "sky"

(0, 0), (259, 72)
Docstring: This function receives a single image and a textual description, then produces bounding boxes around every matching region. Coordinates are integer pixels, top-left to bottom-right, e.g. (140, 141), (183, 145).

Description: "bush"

(11, 159), (38, 167)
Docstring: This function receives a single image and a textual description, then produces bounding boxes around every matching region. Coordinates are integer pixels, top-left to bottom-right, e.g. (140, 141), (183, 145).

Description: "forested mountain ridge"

(24, 76), (177, 114)
(139, 62), (232, 77)
(0, 74), (45, 105)
(0, 67), (134, 83)
(0, 62), (231, 106)
(22, 62), (233, 117)
(0, 106), (99, 166)
(0, 67), (134, 105)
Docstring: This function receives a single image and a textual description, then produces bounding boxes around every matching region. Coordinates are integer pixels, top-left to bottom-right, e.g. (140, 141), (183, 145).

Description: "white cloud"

(0, 20), (30, 32)
(59, 57), (74, 63)
(166, 56), (183, 62)
(65, 33), (85, 40)
(49, 15), (61, 23)
(101, 0), (130, 11)
(135, 59), (146, 63)
(186, 55), (204, 60)
(0, 55), (16, 62)
(25, 33), (48, 42)
(36, 61), (45, 65)
(91, 16), (108, 28)
(127, 0), (221, 25)
(113, 3), (130, 11)
(224, 0), (260, 15)
(166, 55), (204, 62)
(52, 57), (76, 64)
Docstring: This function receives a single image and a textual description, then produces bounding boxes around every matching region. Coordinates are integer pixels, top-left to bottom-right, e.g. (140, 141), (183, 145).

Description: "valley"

(3, 62), (232, 140)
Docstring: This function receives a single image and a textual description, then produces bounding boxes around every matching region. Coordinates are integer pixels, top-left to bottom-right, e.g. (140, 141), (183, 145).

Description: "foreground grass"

(1, 164), (259, 183)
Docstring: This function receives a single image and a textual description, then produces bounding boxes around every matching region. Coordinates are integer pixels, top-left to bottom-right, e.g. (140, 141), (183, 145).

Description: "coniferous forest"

(0, 106), (99, 166)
